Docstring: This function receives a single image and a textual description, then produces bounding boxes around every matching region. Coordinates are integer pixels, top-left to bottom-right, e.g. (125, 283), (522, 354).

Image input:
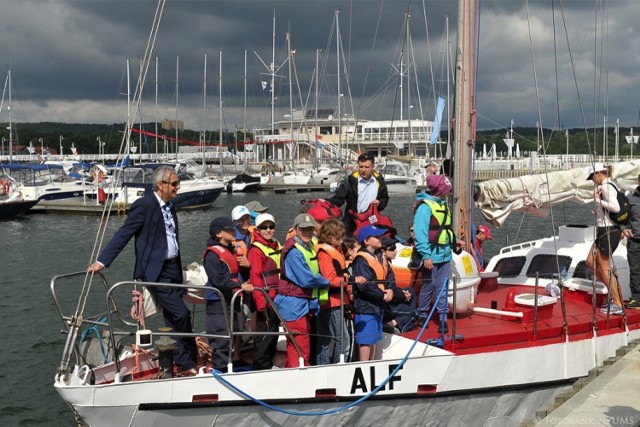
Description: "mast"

(315, 48), (320, 168)
(202, 53), (207, 173)
(8, 67), (12, 164)
(287, 30), (295, 166)
(155, 56), (159, 161)
(175, 55), (179, 161)
(452, 0), (478, 250)
(336, 9), (342, 164)
(219, 50), (223, 176)
(242, 49), (247, 164)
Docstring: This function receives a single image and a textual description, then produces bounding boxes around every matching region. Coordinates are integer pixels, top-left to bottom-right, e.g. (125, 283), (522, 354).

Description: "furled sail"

(474, 160), (640, 227)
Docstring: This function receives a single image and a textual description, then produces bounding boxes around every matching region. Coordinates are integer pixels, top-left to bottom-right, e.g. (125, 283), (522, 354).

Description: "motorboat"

(224, 173), (261, 193)
(379, 160), (418, 194)
(0, 163), (87, 201)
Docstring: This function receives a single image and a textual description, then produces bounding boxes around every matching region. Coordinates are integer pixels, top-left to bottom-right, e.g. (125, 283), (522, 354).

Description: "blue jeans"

(316, 306), (350, 364)
(418, 261), (450, 319)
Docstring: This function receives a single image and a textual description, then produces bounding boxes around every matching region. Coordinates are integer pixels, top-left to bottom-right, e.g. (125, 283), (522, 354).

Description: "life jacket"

(421, 199), (455, 250)
(233, 226), (255, 257)
(280, 238), (328, 303)
(251, 240), (282, 288)
(353, 251), (386, 291)
(316, 243), (351, 308)
(301, 198), (342, 222)
(351, 204), (395, 237)
(202, 244), (239, 300)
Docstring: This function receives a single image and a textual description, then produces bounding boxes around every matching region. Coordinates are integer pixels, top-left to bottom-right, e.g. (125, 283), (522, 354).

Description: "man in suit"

(88, 165), (198, 375)
(328, 153), (390, 235)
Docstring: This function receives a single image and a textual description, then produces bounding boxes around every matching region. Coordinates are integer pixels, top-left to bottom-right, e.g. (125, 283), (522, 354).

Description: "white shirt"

(357, 174), (377, 213)
(595, 178), (620, 227)
(155, 193), (179, 259)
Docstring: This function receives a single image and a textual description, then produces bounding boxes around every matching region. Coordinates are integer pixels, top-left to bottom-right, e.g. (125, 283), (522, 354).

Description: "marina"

(3, 1), (640, 426)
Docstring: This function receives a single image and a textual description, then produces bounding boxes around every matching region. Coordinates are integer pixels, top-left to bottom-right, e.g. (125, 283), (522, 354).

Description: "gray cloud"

(2, 0), (639, 133)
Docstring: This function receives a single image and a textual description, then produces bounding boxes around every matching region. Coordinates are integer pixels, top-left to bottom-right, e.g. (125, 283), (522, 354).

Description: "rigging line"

(420, 0), (438, 114)
(557, 0), (592, 154)
(352, 0), (385, 154)
(81, 0), (165, 316)
(525, 0), (567, 279)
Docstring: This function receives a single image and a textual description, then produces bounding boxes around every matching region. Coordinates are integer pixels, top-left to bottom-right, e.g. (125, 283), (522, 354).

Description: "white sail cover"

(475, 160), (640, 227)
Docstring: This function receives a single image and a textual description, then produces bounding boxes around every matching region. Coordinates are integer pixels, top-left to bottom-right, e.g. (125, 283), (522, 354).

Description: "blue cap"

(357, 225), (387, 244)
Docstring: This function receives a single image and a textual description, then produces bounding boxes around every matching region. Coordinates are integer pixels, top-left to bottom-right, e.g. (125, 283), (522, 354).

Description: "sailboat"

(51, 1), (640, 425)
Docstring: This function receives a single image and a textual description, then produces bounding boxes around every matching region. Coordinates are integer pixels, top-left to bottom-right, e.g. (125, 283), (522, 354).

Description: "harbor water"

(0, 191), (594, 425)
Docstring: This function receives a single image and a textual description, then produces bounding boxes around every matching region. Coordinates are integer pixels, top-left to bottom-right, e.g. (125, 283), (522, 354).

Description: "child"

(351, 225), (394, 361)
(202, 217), (253, 372)
(379, 236), (417, 333)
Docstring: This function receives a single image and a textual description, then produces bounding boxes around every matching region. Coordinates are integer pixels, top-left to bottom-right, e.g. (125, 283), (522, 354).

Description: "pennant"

(261, 81), (268, 91)
(430, 97), (446, 145)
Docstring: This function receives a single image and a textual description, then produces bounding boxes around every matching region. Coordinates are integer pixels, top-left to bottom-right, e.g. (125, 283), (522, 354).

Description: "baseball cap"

(380, 235), (397, 247)
(245, 200), (268, 212)
(357, 225), (387, 244)
(476, 225), (492, 239)
(255, 213), (276, 227)
(426, 174), (452, 197)
(231, 205), (251, 221)
(293, 213), (317, 229)
(209, 217), (236, 237)
(587, 163), (607, 180)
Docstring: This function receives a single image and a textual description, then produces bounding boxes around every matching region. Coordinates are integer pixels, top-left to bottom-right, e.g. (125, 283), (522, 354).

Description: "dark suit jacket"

(98, 193), (183, 283)
(328, 171), (389, 233)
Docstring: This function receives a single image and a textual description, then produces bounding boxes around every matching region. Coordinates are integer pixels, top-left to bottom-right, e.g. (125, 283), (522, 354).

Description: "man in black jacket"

(622, 173), (640, 309)
(328, 153), (389, 234)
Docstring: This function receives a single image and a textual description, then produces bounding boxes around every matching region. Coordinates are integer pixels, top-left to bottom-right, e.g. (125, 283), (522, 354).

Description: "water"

(0, 191), (593, 424)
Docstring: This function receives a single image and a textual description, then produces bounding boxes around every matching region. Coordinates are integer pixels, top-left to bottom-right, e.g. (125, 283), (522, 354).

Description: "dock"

(259, 183), (331, 194)
(532, 338), (640, 426)
(32, 199), (129, 215)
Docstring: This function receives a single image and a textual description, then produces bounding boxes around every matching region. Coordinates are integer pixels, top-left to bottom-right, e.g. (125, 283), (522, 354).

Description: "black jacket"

(328, 171), (389, 233)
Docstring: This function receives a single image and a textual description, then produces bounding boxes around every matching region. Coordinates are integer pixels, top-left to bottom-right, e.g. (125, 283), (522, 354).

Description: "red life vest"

(251, 240), (282, 288)
(203, 244), (239, 301)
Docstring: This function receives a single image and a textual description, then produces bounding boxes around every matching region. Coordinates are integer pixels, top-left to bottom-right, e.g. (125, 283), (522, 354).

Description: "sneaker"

(600, 303), (624, 316)
(625, 298), (640, 309)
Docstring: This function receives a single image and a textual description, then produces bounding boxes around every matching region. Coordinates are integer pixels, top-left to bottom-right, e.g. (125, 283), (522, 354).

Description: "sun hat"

(357, 225), (387, 244)
(426, 174), (452, 197)
(255, 213), (276, 228)
(231, 205), (251, 221)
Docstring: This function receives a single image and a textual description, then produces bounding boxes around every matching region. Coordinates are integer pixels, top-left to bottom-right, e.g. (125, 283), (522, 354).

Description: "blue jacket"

(98, 193), (182, 283)
(274, 237), (329, 321)
(413, 191), (453, 264)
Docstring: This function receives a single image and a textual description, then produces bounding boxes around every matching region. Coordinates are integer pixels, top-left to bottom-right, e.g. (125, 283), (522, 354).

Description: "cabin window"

(572, 261), (595, 280)
(493, 256), (526, 277)
(319, 126), (332, 135)
(525, 255), (572, 279)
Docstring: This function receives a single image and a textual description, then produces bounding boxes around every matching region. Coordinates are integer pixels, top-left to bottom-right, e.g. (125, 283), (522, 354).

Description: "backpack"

(606, 183), (630, 225)
(300, 198), (342, 221)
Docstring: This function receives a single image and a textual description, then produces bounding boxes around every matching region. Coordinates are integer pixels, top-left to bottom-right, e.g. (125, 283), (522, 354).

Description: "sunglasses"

(162, 180), (180, 188)
(257, 224), (276, 230)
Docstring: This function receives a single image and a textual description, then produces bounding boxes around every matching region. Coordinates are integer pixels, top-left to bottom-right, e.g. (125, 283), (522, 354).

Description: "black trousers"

(628, 239), (640, 299)
(252, 307), (279, 370)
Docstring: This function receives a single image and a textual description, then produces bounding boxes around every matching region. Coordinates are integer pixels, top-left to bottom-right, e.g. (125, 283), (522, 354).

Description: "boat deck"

(401, 284), (640, 354)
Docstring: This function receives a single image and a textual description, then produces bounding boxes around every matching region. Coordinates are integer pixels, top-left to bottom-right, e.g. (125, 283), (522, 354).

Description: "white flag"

(261, 81), (268, 91)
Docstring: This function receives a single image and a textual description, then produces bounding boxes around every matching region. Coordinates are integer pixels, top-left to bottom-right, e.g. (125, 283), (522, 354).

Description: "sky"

(2, 0), (640, 135)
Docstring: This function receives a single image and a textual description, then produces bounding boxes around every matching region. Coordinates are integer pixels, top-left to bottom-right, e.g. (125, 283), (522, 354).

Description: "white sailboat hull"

(55, 328), (638, 426)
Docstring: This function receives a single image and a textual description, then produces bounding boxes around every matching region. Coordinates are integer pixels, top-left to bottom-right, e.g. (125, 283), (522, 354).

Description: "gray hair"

(153, 165), (176, 186)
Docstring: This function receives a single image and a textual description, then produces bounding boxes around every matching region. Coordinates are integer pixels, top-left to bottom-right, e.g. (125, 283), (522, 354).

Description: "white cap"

(587, 163), (607, 180)
(231, 205), (251, 220)
(255, 213), (276, 227)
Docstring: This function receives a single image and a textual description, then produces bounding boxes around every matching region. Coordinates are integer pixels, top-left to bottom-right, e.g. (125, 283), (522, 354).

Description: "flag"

(261, 81), (268, 91)
(290, 49), (296, 56)
(430, 97), (446, 145)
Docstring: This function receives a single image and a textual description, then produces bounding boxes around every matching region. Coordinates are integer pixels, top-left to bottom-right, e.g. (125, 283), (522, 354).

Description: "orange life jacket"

(353, 251), (386, 291)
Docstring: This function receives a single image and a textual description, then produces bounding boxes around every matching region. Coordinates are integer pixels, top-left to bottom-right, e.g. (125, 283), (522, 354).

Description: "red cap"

(477, 225), (492, 239)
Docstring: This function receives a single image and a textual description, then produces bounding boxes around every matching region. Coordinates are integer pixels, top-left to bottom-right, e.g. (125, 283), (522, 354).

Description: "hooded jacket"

(413, 191), (454, 264)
